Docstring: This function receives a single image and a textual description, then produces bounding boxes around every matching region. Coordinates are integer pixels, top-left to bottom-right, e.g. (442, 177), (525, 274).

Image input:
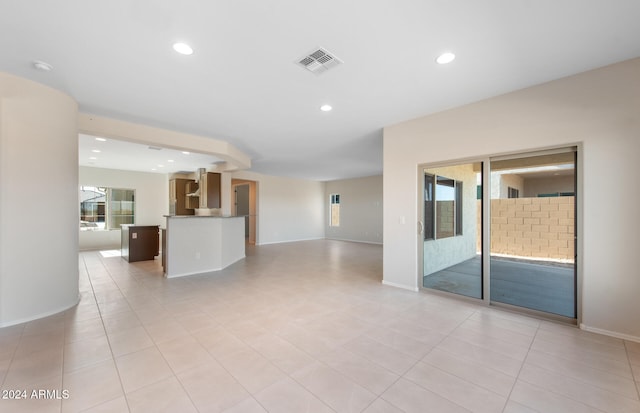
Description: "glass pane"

(489, 152), (576, 317)
(80, 186), (106, 230)
(423, 162), (483, 299)
(436, 176), (455, 239)
(330, 193), (340, 227)
(424, 174), (434, 240)
(107, 188), (135, 230)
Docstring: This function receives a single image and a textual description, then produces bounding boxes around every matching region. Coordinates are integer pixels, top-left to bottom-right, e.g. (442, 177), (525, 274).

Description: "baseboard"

(257, 237), (324, 246)
(580, 323), (640, 343)
(325, 237), (383, 245)
(0, 293), (81, 328)
(382, 280), (419, 292)
(165, 256), (245, 279)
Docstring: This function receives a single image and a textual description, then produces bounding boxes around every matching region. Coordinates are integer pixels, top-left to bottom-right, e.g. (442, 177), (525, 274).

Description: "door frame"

(417, 145), (582, 324)
(231, 179), (258, 245)
(417, 157), (488, 305)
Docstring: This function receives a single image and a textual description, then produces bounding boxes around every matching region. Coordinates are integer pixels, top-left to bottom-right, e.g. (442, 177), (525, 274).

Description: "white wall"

(383, 58), (640, 340)
(165, 216), (245, 278)
(79, 166), (168, 250)
(325, 175), (383, 244)
(0, 73), (79, 327)
(231, 170), (325, 245)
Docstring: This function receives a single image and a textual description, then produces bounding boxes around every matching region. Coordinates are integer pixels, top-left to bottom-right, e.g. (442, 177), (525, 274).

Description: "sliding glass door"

(421, 162), (483, 299)
(489, 151), (576, 317)
(420, 148), (577, 320)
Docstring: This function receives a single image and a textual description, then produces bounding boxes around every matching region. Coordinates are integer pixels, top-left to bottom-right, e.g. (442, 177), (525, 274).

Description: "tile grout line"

(500, 319), (540, 412)
(361, 305), (482, 413)
(406, 307), (505, 413)
(80, 250), (134, 413)
(213, 299), (402, 411)
(623, 340), (640, 401)
(523, 348), (640, 402)
(510, 322), (633, 412)
(0, 316), (26, 392)
(99, 252), (205, 413)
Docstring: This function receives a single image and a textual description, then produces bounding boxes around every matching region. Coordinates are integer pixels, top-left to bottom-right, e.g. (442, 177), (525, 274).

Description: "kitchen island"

(163, 215), (245, 278)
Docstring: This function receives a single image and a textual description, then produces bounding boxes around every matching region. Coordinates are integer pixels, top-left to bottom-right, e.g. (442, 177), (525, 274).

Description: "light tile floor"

(0, 240), (639, 412)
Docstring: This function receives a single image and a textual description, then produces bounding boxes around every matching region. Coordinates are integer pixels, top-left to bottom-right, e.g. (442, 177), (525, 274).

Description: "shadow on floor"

(423, 256), (575, 318)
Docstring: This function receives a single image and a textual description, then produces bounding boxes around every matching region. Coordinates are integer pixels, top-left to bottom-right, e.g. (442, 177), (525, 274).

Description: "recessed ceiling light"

(151, 168), (157, 171)
(320, 104), (332, 112)
(92, 149), (101, 153)
(168, 159), (174, 163)
(33, 60), (53, 71)
(95, 137), (106, 142)
(436, 52), (456, 65)
(89, 156), (97, 160)
(158, 165), (165, 168)
(182, 151), (190, 155)
(173, 43), (194, 55)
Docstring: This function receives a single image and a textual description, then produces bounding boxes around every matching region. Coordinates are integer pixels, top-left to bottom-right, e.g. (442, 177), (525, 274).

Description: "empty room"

(1, 1), (639, 412)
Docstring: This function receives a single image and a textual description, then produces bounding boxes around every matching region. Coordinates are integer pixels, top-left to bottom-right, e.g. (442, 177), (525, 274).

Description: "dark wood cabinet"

(169, 178), (195, 215)
(121, 225), (160, 262)
(169, 173), (221, 214)
(201, 172), (221, 208)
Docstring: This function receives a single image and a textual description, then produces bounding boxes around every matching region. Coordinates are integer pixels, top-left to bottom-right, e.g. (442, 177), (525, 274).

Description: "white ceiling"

(2, 1), (640, 181)
(79, 133), (222, 174)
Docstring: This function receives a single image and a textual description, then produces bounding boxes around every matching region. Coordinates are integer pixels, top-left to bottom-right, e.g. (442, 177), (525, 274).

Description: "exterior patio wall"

(476, 197), (575, 260)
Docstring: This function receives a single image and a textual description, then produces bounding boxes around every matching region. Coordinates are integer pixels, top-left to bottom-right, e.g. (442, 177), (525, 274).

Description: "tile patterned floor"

(0, 240), (638, 412)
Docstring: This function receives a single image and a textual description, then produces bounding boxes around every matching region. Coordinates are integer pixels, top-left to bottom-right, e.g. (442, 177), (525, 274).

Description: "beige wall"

(79, 166), (169, 250)
(0, 73), (79, 326)
(383, 58), (640, 340)
(492, 173), (524, 199)
(325, 175), (383, 244)
(523, 175), (574, 197)
(231, 170), (325, 245)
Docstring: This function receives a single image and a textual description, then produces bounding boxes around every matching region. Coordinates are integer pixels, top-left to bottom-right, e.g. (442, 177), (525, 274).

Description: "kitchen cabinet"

(169, 172), (221, 214)
(169, 178), (195, 215)
(185, 180), (200, 210)
(200, 172), (221, 208)
(121, 225), (159, 262)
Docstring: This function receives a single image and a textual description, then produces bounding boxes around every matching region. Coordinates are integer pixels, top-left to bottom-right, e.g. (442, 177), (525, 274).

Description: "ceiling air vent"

(296, 47), (342, 75)
(148, 146), (162, 150)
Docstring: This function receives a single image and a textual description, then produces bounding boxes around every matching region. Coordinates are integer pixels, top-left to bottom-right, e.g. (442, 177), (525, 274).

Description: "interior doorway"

(231, 179), (257, 245)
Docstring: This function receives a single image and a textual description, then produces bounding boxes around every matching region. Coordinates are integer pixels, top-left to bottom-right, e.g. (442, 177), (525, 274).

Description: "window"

(508, 186), (519, 198)
(329, 193), (340, 227)
(538, 192), (575, 197)
(424, 174), (463, 240)
(424, 175), (435, 239)
(80, 186), (135, 230)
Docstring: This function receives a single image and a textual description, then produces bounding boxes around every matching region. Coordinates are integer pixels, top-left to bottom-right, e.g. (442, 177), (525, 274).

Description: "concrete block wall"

(476, 197), (575, 261)
(436, 201), (455, 238)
